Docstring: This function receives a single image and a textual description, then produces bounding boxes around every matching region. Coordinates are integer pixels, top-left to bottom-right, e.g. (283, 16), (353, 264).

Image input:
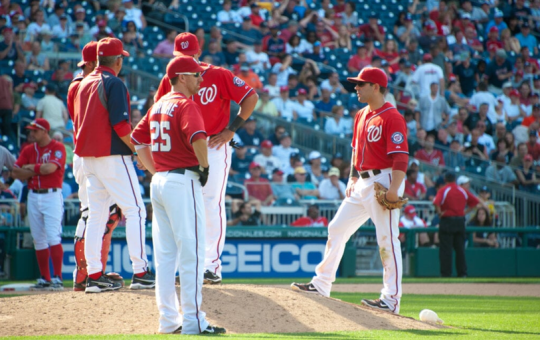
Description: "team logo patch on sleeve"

(233, 76), (246, 87)
(55, 151), (63, 158)
(391, 132), (405, 144)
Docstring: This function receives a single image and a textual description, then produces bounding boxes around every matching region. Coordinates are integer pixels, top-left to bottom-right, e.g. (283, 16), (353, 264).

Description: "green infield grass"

(2, 278), (539, 340)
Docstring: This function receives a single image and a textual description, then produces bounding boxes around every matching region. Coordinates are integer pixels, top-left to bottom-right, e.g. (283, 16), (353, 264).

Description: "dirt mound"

(0, 285), (439, 336)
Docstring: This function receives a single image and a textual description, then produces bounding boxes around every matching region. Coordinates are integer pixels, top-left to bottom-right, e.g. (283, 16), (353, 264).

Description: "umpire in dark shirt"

(433, 172), (482, 277)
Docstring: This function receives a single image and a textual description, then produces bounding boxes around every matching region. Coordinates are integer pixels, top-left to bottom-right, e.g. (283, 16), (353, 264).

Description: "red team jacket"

(351, 102), (409, 171)
(66, 73), (84, 145)
(131, 92), (207, 171)
(155, 63), (255, 136)
(15, 140), (66, 190)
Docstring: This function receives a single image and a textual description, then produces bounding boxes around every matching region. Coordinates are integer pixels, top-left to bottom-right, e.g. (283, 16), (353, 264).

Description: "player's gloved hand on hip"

(208, 129), (234, 150)
(197, 166), (210, 186)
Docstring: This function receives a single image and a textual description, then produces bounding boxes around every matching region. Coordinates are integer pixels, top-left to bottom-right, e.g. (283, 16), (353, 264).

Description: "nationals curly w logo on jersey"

(198, 85), (217, 105)
(367, 125), (382, 142)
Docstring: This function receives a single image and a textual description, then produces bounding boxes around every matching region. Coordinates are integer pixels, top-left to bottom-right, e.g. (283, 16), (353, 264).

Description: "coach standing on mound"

(291, 67), (409, 314)
(154, 33), (258, 285)
(74, 37), (154, 293)
(132, 56), (226, 335)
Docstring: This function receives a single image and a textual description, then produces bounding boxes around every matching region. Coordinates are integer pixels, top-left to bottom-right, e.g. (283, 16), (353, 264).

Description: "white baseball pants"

(311, 168), (404, 313)
(151, 171), (209, 335)
(80, 155), (148, 275)
(203, 142), (232, 277)
(28, 190), (64, 250)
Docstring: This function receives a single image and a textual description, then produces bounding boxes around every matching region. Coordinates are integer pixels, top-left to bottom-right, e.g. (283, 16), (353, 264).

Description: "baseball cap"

(250, 2), (259, 7)
(77, 41), (98, 67)
(1, 27), (13, 34)
(328, 167), (340, 177)
(423, 53), (433, 62)
(480, 185), (490, 193)
(522, 21), (530, 28)
(173, 32), (201, 56)
(461, 13), (471, 20)
(308, 151), (321, 160)
(533, 75), (540, 81)
(515, 69), (524, 77)
(22, 82), (37, 90)
(289, 152), (299, 159)
(409, 158), (420, 166)
(524, 154), (533, 161)
(494, 10), (504, 18)
(26, 118), (50, 132)
(97, 19), (107, 27)
(294, 166), (307, 174)
(489, 26), (499, 33)
(502, 82), (513, 88)
(369, 12), (377, 19)
(97, 38), (129, 57)
(509, 89), (520, 97)
(347, 67), (388, 88)
(240, 63), (250, 71)
(272, 168), (284, 175)
(404, 13), (413, 21)
(457, 175), (470, 185)
(333, 152), (343, 159)
(404, 205), (416, 215)
(530, 130), (538, 137)
(313, 41), (321, 47)
(261, 140), (273, 148)
(280, 85), (289, 92)
(242, 16), (251, 21)
(381, 60), (390, 67)
(279, 132), (291, 140)
(496, 49), (507, 59)
(166, 55), (205, 79)
(297, 88), (307, 96)
(249, 161), (261, 170)
(76, 7), (85, 13)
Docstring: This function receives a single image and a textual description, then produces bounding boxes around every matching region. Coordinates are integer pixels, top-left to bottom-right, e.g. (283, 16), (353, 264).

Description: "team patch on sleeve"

(391, 132), (405, 144)
(55, 151), (63, 158)
(233, 76), (246, 87)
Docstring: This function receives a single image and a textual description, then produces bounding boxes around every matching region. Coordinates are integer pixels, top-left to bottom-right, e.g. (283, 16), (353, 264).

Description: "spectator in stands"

(320, 72), (347, 95)
(10, 60), (28, 93)
(412, 54), (445, 98)
(416, 82), (451, 135)
(485, 26), (503, 52)
(285, 34), (308, 55)
(526, 131), (540, 161)
(347, 43), (371, 73)
(304, 151), (324, 186)
(123, 0), (146, 30)
(71, 7), (90, 33)
(415, 134), (445, 166)
(490, 138), (513, 164)
(21, 82), (39, 110)
(293, 88), (315, 120)
(237, 117), (264, 148)
(253, 140), (280, 176)
(291, 204), (328, 227)
(254, 89), (278, 116)
(270, 168), (297, 203)
(36, 84), (67, 132)
(357, 12), (385, 43)
(315, 88), (336, 116)
(291, 166), (319, 200)
(237, 63), (263, 90)
(474, 120), (496, 154)
(516, 154), (539, 193)
(51, 14), (69, 39)
(404, 169), (426, 200)
(246, 41), (270, 72)
(396, 13), (421, 46)
(0, 74), (15, 141)
(237, 16), (262, 48)
(263, 73), (280, 98)
(515, 22), (538, 55)
(245, 162), (274, 206)
(408, 128), (426, 156)
(503, 89), (526, 128)
(39, 29), (55, 53)
(271, 55), (295, 87)
(201, 39), (226, 67)
(131, 109), (142, 129)
(264, 24), (286, 59)
(26, 41), (49, 71)
(418, 20), (441, 52)
(228, 200), (262, 226)
(286, 74), (304, 99)
(217, 0), (241, 24)
(486, 153), (518, 186)
(453, 54), (477, 98)
(464, 103), (494, 136)
(312, 18), (338, 48)
(283, 153), (304, 178)
(229, 141), (252, 177)
(271, 85), (296, 120)
(399, 205), (430, 247)
(404, 39), (421, 66)
(52, 131), (73, 165)
(222, 39), (239, 66)
(509, 142), (527, 168)
(26, 9), (50, 42)
(272, 132), (299, 167)
(486, 49), (513, 95)
(0, 27), (23, 61)
(445, 139), (466, 170)
(152, 29), (176, 58)
(469, 207), (498, 248)
(341, 1), (358, 31)
(492, 122), (508, 146)
(324, 105), (352, 136)
(108, 8), (126, 35)
(318, 167), (345, 200)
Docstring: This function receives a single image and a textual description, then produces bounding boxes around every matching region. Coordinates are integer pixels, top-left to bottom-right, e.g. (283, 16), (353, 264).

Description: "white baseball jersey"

(411, 63), (444, 98)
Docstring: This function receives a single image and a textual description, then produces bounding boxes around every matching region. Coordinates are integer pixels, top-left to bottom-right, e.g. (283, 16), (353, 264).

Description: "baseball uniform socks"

(49, 244), (63, 277)
(35, 248), (51, 282)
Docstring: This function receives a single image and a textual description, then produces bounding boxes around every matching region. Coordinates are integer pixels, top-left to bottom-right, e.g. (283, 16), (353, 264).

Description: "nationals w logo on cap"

(173, 32), (200, 56)
(181, 41), (189, 50)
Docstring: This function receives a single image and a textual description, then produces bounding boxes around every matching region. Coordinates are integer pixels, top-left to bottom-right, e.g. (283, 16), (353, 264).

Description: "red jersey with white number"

(14, 140), (66, 189)
(131, 92), (207, 171)
(351, 102), (408, 171)
(155, 63), (254, 136)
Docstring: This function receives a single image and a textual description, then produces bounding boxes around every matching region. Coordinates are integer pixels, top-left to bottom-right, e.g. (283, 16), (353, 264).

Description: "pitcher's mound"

(0, 284), (440, 336)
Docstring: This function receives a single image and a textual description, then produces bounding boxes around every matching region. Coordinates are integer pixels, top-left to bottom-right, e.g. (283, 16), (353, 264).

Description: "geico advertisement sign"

(221, 240), (327, 277)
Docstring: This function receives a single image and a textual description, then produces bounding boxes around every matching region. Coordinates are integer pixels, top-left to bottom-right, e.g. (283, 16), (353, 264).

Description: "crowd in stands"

(0, 0), (540, 231)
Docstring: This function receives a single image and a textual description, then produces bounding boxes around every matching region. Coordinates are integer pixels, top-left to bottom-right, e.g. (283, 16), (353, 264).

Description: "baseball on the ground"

(419, 309), (444, 324)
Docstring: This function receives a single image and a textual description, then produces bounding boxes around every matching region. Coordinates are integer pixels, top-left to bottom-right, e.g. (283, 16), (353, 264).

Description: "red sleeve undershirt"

(113, 120), (132, 137)
(390, 152), (408, 172)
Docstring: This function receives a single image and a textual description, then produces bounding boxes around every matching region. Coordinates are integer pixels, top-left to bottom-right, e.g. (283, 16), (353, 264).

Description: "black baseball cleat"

(86, 274), (123, 293)
(361, 298), (392, 312)
(202, 325), (226, 334)
(130, 269), (156, 290)
(30, 277), (52, 291)
(203, 270), (221, 284)
(159, 325), (182, 334)
(290, 282), (322, 295)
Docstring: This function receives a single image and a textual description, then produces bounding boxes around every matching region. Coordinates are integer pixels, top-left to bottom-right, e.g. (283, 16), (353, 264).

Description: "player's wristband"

(227, 116), (246, 133)
(133, 152), (138, 156)
(33, 164), (41, 174)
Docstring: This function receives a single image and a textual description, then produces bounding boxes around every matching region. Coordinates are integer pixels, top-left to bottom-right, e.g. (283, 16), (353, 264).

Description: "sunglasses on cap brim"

(176, 72), (201, 77)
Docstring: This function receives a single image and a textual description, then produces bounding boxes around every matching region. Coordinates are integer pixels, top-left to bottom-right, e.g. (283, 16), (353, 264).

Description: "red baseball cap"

(515, 70), (524, 77)
(280, 85), (289, 92)
(423, 53), (433, 62)
(166, 55), (206, 79)
(261, 140), (273, 148)
(404, 205), (416, 215)
(509, 89), (520, 97)
(249, 161), (261, 170)
(489, 26), (499, 33)
(173, 32), (201, 56)
(26, 118), (50, 132)
(22, 82), (37, 90)
(297, 88), (307, 95)
(347, 67), (388, 88)
(524, 154), (533, 161)
(97, 37), (129, 57)
(77, 41), (98, 67)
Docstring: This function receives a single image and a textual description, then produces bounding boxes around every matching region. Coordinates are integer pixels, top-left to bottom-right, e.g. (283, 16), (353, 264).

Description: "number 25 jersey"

(131, 92), (207, 171)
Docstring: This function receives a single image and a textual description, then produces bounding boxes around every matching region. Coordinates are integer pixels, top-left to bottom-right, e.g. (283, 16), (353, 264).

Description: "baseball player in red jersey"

(291, 68), (409, 314)
(12, 119), (66, 290)
(155, 33), (258, 284)
(67, 41), (124, 291)
(132, 56), (226, 335)
(74, 38), (154, 293)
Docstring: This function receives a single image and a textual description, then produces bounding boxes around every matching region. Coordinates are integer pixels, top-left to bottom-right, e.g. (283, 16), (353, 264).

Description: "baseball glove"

(373, 182), (408, 210)
(105, 272), (125, 287)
